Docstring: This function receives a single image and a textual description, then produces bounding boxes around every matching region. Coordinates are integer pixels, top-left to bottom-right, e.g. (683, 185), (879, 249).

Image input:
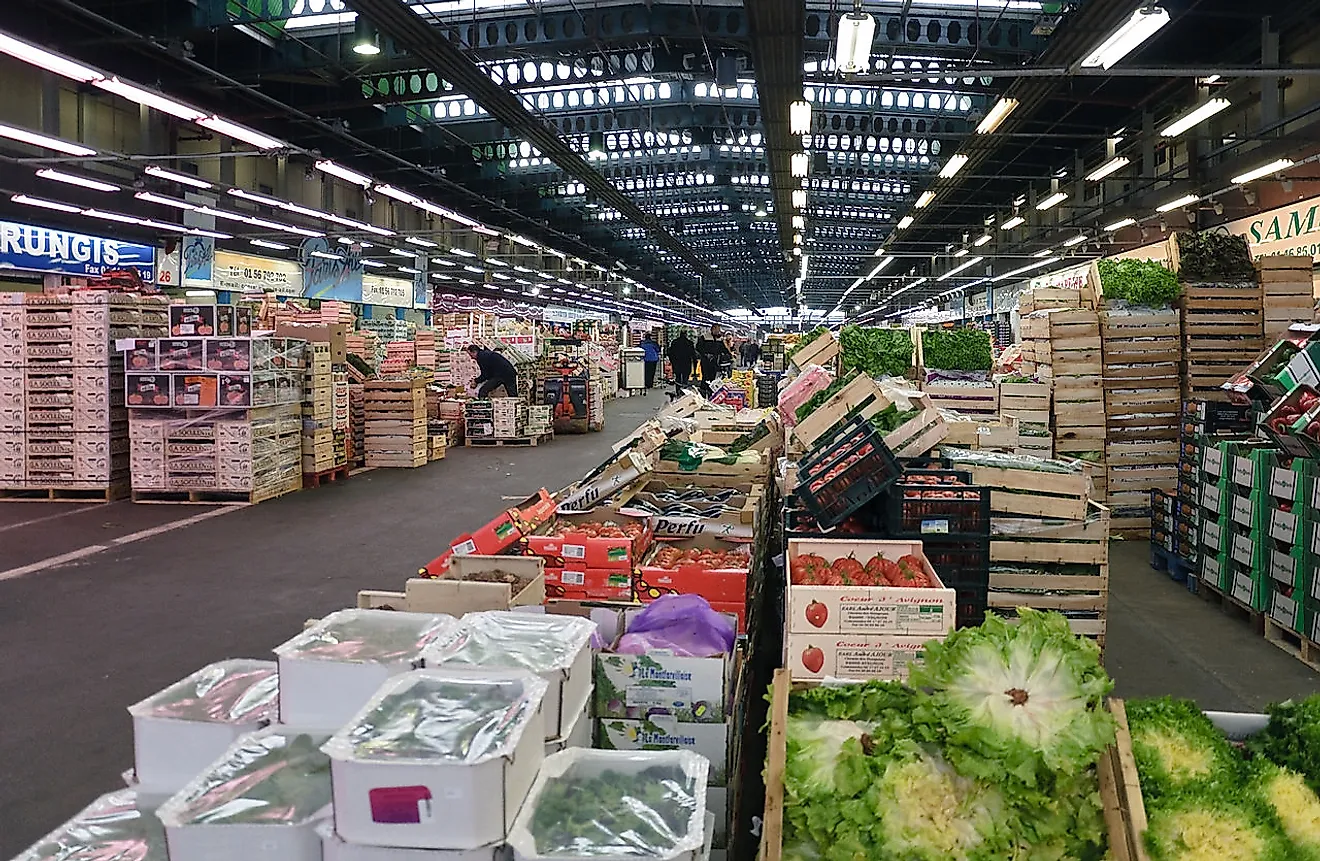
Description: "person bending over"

(467, 344), (519, 397)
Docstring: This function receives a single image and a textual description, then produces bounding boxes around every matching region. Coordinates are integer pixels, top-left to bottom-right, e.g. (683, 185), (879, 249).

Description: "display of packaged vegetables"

(157, 729), (332, 826)
(508, 748), (709, 860)
(129, 658), (279, 724)
(324, 670), (548, 763)
(425, 611), (596, 675)
(276, 609), (458, 664)
(13, 790), (166, 861)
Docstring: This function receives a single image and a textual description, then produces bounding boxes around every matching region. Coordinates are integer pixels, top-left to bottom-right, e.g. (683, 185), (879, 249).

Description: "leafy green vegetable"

(1096, 259), (1181, 307)
(788, 327), (829, 360)
(1247, 694), (1320, 795)
(528, 764), (699, 856)
(1143, 782), (1292, 861)
(1252, 762), (1320, 861)
(840, 326), (913, 379)
(658, 440), (740, 469)
(1176, 232), (1257, 282)
(922, 328), (993, 371)
(869, 404), (920, 436)
(162, 732), (331, 826)
(1126, 697), (1242, 801)
(795, 372), (857, 422)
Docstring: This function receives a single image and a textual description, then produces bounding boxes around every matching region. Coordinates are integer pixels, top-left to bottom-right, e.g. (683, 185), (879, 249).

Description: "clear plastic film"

(508, 748), (709, 859)
(775, 364), (834, 427)
(156, 729), (332, 827)
(13, 789), (166, 861)
(424, 611), (596, 675)
(274, 609), (458, 664)
(941, 446), (1084, 475)
(127, 659), (278, 724)
(322, 669), (548, 765)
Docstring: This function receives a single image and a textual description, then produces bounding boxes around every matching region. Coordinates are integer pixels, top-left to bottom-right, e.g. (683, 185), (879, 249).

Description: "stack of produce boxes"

(1210, 440), (1277, 610)
(363, 376), (428, 468)
(1174, 232), (1264, 401)
(1176, 400), (1254, 575)
(300, 342), (340, 476)
(1260, 453), (1316, 640)
(348, 383), (365, 466)
(525, 404), (553, 438)
(492, 396), (526, 439)
(0, 292), (168, 498)
(465, 398), (494, 441)
(1000, 379), (1053, 457)
(1259, 255), (1315, 340)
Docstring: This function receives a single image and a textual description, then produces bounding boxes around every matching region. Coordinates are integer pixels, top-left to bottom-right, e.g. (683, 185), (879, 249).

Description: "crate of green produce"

(792, 372), (894, 449)
(787, 329), (838, 371)
(839, 325), (913, 379)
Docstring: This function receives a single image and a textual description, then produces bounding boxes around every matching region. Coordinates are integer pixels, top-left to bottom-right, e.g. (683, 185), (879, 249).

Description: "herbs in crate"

(1175, 232), (1257, 282)
(921, 328), (993, 372)
(1096, 259), (1180, 308)
(840, 326), (913, 379)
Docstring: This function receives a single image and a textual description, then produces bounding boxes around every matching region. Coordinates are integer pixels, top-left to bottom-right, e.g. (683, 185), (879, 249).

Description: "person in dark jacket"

(640, 334), (661, 389)
(667, 331), (696, 386)
(467, 344), (518, 397)
(740, 339), (762, 368)
(697, 324), (732, 382)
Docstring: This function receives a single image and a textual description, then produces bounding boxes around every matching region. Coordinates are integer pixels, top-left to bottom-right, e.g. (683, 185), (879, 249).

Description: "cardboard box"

(170, 305), (217, 337)
(367, 556), (545, 615)
(594, 717), (729, 785)
(205, 339), (252, 371)
(276, 322), (347, 364)
(786, 538), (954, 636)
(786, 632), (928, 681)
(219, 374), (252, 407)
(319, 823), (503, 861)
(159, 339), (205, 371)
(593, 624), (735, 723)
(543, 566), (632, 601)
(526, 510), (653, 570)
(126, 374), (172, 407)
(125, 340), (157, 371)
(172, 374), (219, 408)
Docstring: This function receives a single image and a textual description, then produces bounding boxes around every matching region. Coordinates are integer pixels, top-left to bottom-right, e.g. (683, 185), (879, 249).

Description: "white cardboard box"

(544, 700), (591, 756)
(785, 632), (930, 682)
(275, 609), (459, 731)
(325, 670), (547, 850)
(594, 717), (729, 785)
(318, 822), (506, 860)
(128, 659), (279, 796)
(593, 650), (732, 724)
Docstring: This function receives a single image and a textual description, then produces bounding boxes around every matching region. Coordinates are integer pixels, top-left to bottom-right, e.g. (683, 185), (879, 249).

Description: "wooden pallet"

(133, 488), (262, 504)
(465, 432), (553, 448)
(302, 464), (350, 488)
(1263, 618), (1320, 673)
(1197, 578), (1265, 634)
(0, 482), (130, 502)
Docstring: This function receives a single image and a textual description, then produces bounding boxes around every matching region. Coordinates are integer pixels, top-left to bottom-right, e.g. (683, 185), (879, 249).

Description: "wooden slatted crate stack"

(1259, 255), (1315, 339)
(1100, 306), (1182, 532)
(1023, 309), (1107, 497)
(1000, 380), (1053, 457)
(364, 376), (428, 468)
(1172, 234), (1264, 402)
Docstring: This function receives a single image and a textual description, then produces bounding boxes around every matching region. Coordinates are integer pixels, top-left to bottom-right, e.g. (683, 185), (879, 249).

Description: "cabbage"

(1126, 697), (1241, 801)
(1253, 762), (1320, 861)
(908, 608), (1115, 788)
(1144, 785), (1292, 861)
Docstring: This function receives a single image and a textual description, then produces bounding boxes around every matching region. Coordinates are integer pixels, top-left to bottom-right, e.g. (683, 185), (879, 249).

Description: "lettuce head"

(1253, 761), (1320, 861)
(1145, 784), (1292, 861)
(1126, 697), (1241, 801)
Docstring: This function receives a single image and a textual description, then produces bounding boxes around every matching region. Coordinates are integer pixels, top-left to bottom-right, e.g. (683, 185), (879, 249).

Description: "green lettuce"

(1126, 697), (1242, 801)
(1144, 782), (1292, 861)
(1248, 693), (1320, 794)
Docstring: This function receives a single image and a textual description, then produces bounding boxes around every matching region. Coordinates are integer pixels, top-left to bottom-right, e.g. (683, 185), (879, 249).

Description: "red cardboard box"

(525, 510), (652, 570)
(634, 536), (751, 606)
(544, 566), (633, 601)
(451, 510), (524, 557)
(419, 548), (453, 579)
(510, 488), (556, 531)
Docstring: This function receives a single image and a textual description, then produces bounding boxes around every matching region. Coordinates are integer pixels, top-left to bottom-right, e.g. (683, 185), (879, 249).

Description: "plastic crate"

(883, 474), (989, 539)
(920, 537), (990, 629)
(796, 416), (903, 528)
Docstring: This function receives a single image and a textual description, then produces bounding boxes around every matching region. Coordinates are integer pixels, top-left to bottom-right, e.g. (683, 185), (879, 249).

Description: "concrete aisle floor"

(0, 393), (661, 856)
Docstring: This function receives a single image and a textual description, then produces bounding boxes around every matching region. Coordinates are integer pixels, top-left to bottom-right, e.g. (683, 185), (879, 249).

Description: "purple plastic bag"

(615, 594), (735, 657)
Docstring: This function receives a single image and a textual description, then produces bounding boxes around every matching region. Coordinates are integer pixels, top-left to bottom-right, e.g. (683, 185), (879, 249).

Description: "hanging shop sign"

(543, 304), (610, 323)
(182, 236), (214, 287)
(156, 242), (182, 286)
(0, 219), (155, 281)
(212, 251), (302, 294)
(300, 237), (364, 302)
(1027, 262), (1092, 292)
(412, 267), (429, 310)
(1224, 195), (1320, 263)
(362, 273), (414, 308)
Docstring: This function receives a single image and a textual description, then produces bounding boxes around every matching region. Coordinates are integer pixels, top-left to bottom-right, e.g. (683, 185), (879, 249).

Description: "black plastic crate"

(884, 475), (990, 539)
(920, 537), (990, 629)
(797, 416), (903, 528)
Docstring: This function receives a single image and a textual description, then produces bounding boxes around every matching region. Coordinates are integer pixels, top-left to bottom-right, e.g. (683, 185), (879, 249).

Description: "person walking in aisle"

(740, 338), (761, 369)
(668, 330), (696, 387)
(466, 344), (519, 397)
(697, 324), (732, 384)
(640, 333), (661, 390)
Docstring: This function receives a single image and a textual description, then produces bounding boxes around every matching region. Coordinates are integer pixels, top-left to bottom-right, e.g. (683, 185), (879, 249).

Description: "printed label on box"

(562, 570), (585, 585)
(920, 519), (950, 535)
(563, 544), (586, 559)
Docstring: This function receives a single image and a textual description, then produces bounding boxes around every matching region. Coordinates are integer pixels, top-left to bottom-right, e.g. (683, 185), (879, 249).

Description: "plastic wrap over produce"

(323, 670), (548, 764)
(424, 611), (596, 674)
(275, 609), (458, 664)
(941, 447), (1085, 475)
(14, 789), (166, 861)
(876, 380), (925, 411)
(156, 729), (332, 827)
(508, 748), (709, 859)
(775, 364), (833, 427)
(127, 659), (278, 724)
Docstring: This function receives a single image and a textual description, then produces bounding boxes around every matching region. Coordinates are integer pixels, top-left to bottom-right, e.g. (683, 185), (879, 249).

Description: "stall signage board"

(362, 273), (413, 308)
(1027, 262), (1090, 292)
(1110, 194), (1320, 266)
(0, 219), (156, 281)
(213, 251), (302, 294)
(300, 237), (364, 301)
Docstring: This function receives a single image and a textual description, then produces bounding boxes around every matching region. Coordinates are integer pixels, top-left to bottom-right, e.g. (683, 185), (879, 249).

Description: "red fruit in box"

(1308, 421), (1320, 441)
(804, 601), (828, 628)
(832, 555), (865, 586)
(801, 646), (825, 674)
(864, 554), (889, 585)
(1300, 392), (1320, 410)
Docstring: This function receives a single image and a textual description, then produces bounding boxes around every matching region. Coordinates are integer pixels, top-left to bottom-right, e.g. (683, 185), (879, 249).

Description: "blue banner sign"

(183, 235), (214, 286)
(299, 237), (364, 301)
(0, 219), (156, 281)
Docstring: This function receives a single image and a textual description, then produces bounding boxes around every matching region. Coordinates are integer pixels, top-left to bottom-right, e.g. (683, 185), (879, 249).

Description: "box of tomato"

(786, 537), (953, 637)
(634, 536), (751, 606)
(525, 510), (652, 570)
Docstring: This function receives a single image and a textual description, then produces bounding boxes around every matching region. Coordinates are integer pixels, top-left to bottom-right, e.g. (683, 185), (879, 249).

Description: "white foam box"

(594, 717), (730, 785)
(127, 659), (279, 796)
(325, 670), (547, 850)
(274, 608), (458, 731)
(318, 823), (504, 861)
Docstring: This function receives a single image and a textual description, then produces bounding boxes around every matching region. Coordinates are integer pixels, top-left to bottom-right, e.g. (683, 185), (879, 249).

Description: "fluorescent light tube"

(1232, 158), (1295, 185)
(227, 188), (284, 206)
(310, 251), (342, 260)
(792, 189), (807, 208)
(450, 247), (477, 258)
(82, 209), (144, 226)
(868, 257), (894, 278)
(1000, 215), (1025, 230)
(896, 215), (914, 230)
(145, 166), (211, 189)
(790, 100), (812, 135)
(1105, 217), (1137, 231)
(915, 191), (936, 209)
(0, 33), (102, 82)
(94, 78), (204, 122)
(473, 225), (500, 236)
(197, 116), (284, 150)
(1063, 234), (1088, 247)
(36, 169), (118, 193)
(1157, 194), (1200, 213)
(938, 256), (983, 281)
(835, 12), (876, 74)
(405, 236), (438, 248)
(790, 152), (809, 178)
(398, 266), (420, 275)
(1036, 191), (1069, 211)
(361, 259), (386, 268)
(375, 185), (420, 204)
(185, 227), (231, 239)
(0, 122), (95, 156)
(939, 154), (969, 179)
(1161, 99), (1231, 137)
(993, 257), (1060, 282)
(1086, 156), (1130, 182)
(1034, 248), (1055, 257)
(250, 239), (289, 250)
(315, 160), (373, 187)
(11, 194), (81, 213)
(134, 191), (196, 210)
(390, 248), (414, 257)
(1081, 6), (1171, 70)
(976, 97), (1019, 135)
(954, 249), (969, 257)
(974, 234), (992, 247)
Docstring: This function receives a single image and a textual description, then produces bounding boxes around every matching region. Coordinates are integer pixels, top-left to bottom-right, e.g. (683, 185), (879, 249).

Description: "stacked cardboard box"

(1260, 255), (1315, 340)
(492, 396), (526, 438)
(301, 343), (344, 475)
(0, 292), (168, 497)
(525, 404), (553, 438)
(348, 383), (365, 466)
(364, 377), (428, 467)
(1175, 400), (1254, 575)
(1101, 306), (1182, 530)
(414, 329), (437, 370)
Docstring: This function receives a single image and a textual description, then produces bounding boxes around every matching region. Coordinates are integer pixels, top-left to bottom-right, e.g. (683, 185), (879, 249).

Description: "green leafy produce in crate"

(1096, 259), (1181, 307)
(840, 326), (913, 379)
(921, 328), (993, 371)
(787, 327), (830, 360)
(1175, 232), (1257, 282)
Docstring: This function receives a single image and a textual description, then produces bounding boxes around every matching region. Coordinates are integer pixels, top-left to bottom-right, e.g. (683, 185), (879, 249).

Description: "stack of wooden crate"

(1023, 309), (1107, 495)
(348, 383), (365, 466)
(1100, 306), (1183, 532)
(1179, 246), (1263, 402)
(302, 343), (349, 477)
(1259, 255), (1314, 339)
(1000, 380), (1053, 457)
(364, 376), (428, 468)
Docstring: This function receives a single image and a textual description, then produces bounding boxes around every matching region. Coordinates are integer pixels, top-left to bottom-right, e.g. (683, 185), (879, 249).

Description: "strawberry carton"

(634, 535), (751, 608)
(787, 633), (929, 682)
(525, 510), (652, 570)
(787, 538), (954, 636)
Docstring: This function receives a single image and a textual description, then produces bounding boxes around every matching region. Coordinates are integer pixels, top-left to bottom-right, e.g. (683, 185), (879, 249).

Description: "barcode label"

(563, 544), (587, 559)
(562, 569), (585, 585)
(451, 539), (477, 556)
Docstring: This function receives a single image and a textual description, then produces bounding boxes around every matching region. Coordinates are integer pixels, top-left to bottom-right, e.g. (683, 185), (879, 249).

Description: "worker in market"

(466, 344), (519, 398)
(740, 337), (762, 369)
(667, 329), (696, 388)
(697, 324), (732, 387)
(640, 332), (661, 390)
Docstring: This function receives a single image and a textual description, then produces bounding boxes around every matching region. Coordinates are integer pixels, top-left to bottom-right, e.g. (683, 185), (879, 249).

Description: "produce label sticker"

(562, 569), (585, 585)
(838, 601), (945, 633)
(834, 646), (895, 679)
(626, 684), (694, 708)
(562, 544), (586, 559)
(607, 547), (628, 561)
(920, 519), (950, 535)
(451, 539), (477, 556)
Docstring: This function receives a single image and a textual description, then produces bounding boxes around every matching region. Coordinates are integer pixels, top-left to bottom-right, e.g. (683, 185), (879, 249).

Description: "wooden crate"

(1018, 287), (1082, 315)
(883, 400), (948, 458)
(792, 373), (891, 449)
(1098, 699), (1149, 861)
(789, 331), (839, 370)
(1260, 255), (1315, 338)
(958, 461), (1092, 520)
(922, 382), (999, 416)
(990, 500), (1110, 564)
